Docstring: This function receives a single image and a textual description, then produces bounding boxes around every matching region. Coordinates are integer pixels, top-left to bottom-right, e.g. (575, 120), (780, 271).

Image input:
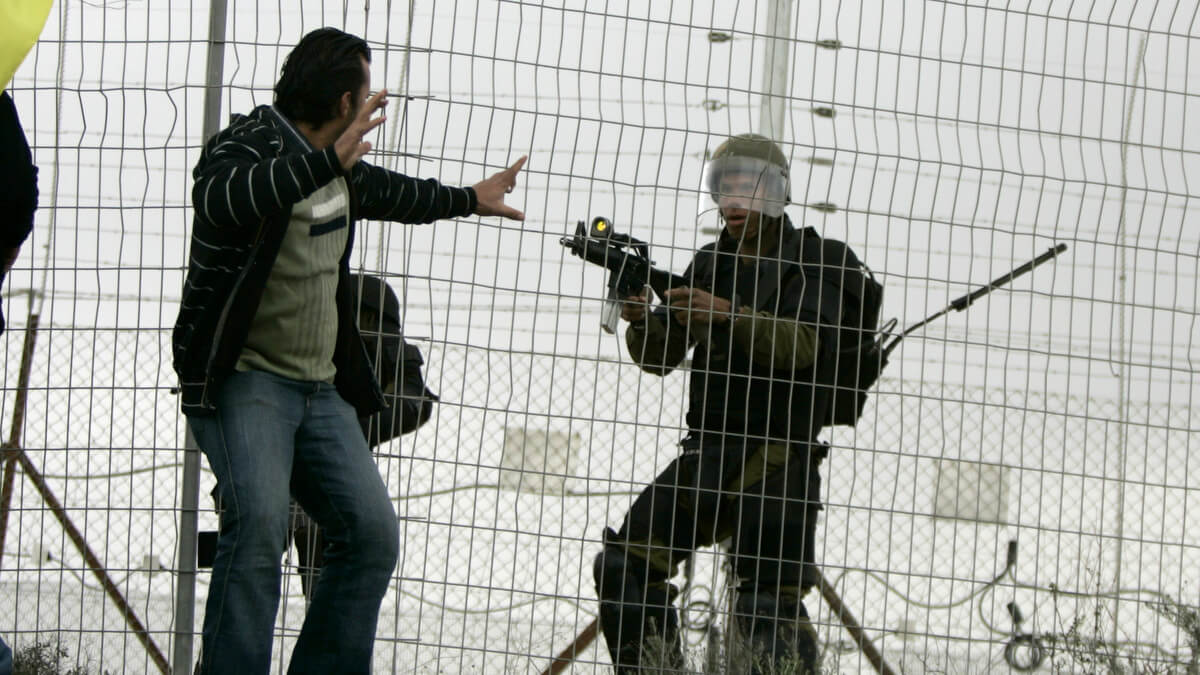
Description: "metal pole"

(815, 570), (897, 675)
(200, 0), (230, 144)
(1110, 30), (1148, 648)
(172, 427), (203, 674)
(540, 618), (598, 675)
(0, 314), (40, 568)
(11, 446), (170, 673)
(173, 1), (228, 672)
(757, 0), (794, 141)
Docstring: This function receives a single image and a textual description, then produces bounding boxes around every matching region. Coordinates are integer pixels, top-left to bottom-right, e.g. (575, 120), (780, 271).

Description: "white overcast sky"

(7, 0), (1196, 407)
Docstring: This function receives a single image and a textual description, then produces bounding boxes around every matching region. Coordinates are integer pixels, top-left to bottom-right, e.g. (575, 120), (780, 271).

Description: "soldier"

(593, 133), (877, 673)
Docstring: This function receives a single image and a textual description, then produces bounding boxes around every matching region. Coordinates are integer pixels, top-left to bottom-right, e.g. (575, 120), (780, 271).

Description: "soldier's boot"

(733, 586), (819, 674)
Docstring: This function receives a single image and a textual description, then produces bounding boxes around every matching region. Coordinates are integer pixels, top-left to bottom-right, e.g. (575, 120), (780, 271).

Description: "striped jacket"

(172, 105), (476, 416)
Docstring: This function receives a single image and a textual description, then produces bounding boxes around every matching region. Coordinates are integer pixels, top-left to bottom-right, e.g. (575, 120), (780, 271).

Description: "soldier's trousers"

(594, 434), (824, 673)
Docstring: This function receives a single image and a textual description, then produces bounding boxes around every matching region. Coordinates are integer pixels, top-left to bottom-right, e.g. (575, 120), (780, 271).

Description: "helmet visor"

(704, 156), (789, 218)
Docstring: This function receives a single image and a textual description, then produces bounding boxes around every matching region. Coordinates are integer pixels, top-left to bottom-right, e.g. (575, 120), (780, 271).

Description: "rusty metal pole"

(541, 618), (598, 675)
(11, 448), (170, 674)
(0, 454), (16, 567)
(815, 569), (897, 675)
(0, 313), (39, 568)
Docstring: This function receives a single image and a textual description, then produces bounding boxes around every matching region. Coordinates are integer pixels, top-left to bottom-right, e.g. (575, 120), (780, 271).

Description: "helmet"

(704, 133), (790, 218)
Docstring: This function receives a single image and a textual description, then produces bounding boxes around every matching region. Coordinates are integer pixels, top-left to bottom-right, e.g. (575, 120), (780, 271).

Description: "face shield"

(704, 155), (789, 219)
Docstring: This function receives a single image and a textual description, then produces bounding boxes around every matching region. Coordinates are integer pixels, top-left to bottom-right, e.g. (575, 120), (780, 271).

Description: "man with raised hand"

(172, 27), (525, 675)
(593, 133), (875, 673)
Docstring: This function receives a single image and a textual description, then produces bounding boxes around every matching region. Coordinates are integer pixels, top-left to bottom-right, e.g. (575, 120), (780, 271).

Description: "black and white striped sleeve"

(192, 127), (343, 231)
(351, 161), (477, 224)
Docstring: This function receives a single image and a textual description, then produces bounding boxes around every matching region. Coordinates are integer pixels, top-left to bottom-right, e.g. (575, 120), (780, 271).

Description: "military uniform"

(593, 135), (874, 674)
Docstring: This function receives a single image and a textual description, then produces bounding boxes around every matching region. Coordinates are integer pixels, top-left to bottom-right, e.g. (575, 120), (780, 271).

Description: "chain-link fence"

(1, 1), (1197, 673)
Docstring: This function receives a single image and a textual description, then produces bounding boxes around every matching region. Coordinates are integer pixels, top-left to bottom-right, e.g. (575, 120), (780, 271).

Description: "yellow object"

(591, 217), (609, 237)
(0, 0), (54, 92)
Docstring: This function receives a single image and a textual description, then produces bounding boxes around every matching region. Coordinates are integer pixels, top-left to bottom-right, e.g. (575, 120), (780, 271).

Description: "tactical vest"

(689, 224), (883, 441)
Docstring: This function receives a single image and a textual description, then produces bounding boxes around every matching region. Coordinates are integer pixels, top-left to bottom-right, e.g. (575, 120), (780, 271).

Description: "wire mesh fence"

(0, 1), (1197, 673)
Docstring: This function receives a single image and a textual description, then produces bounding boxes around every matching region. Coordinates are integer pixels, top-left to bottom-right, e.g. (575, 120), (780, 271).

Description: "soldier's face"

(717, 172), (768, 242)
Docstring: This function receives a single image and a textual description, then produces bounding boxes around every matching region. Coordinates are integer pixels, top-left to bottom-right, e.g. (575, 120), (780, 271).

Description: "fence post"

(171, 1), (229, 672)
(172, 428), (204, 674)
(0, 314), (39, 568)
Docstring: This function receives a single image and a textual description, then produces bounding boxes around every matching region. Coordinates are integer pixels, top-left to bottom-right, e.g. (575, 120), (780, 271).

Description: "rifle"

(560, 217), (690, 333)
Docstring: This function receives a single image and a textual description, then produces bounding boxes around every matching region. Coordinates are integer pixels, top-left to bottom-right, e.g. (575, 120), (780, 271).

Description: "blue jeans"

(189, 369), (399, 675)
(0, 634), (12, 675)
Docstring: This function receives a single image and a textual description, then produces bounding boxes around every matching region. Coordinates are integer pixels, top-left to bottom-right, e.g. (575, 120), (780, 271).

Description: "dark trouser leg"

(593, 451), (727, 673)
(729, 444), (823, 674)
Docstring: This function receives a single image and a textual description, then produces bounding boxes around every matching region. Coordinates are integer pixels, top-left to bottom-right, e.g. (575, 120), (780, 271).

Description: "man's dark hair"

(274, 28), (371, 126)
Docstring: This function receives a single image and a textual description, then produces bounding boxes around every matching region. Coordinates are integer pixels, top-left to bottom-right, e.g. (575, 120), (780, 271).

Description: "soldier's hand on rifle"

(665, 287), (734, 326)
(620, 290), (651, 323)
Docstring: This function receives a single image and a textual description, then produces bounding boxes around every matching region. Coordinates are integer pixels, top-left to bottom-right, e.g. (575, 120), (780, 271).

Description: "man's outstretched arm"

(352, 155), (527, 224)
(347, 92), (525, 224)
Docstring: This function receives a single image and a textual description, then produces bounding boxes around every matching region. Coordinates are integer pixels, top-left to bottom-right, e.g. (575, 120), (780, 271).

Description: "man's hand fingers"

(471, 156), (529, 220)
(505, 155), (528, 177)
(493, 204), (525, 221)
(346, 142), (373, 167)
(359, 114), (387, 136)
(499, 156), (527, 194)
(363, 89), (389, 117)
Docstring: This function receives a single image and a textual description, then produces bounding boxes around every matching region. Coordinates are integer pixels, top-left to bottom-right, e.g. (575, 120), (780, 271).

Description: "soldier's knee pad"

(593, 544), (638, 603)
(593, 529), (671, 599)
(593, 541), (682, 672)
(593, 544), (678, 626)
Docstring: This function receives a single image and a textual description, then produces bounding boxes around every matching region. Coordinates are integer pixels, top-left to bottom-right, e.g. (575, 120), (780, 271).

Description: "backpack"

(802, 236), (887, 427)
(351, 274), (439, 446)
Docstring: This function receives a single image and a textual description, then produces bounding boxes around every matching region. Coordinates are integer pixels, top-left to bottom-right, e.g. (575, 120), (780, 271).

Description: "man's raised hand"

(334, 89), (389, 171)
